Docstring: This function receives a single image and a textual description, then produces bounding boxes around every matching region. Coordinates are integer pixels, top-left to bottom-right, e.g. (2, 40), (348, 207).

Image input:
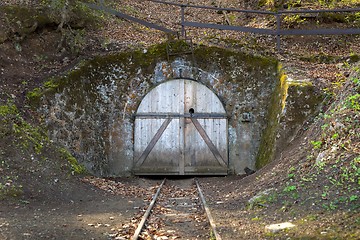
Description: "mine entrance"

(133, 79), (228, 175)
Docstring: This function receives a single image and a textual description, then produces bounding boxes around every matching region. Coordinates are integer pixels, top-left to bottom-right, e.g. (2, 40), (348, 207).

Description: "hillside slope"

(201, 62), (360, 239)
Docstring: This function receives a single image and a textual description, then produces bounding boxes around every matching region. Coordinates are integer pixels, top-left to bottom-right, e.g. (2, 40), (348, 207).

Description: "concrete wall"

(34, 44), (281, 176)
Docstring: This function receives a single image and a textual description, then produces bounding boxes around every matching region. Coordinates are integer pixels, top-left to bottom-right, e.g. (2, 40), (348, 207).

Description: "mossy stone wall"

(31, 43), (283, 176)
(276, 80), (324, 155)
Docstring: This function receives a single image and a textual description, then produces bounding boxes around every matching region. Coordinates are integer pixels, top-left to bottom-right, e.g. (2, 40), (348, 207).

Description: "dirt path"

(0, 178), (153, 240)
(0, 197), (140, 240)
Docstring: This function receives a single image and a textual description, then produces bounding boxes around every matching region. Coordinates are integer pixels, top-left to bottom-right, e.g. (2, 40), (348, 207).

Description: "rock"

(265, 222), (296, 233)
(114, 237), (127, 240)
(334, 121), (345, 130)
(0, 30), (8, 43)
(315, 151), (326, 164)
(248, 188), (273, 209)
(244, 167), (256, 175)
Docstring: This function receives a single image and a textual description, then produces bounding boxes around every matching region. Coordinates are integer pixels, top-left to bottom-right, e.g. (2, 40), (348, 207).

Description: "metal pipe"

(148, 0), (360, 14)
(279, 8), (360, 14)
(147, 0), (275, 15)
(181, 5), (185, 38)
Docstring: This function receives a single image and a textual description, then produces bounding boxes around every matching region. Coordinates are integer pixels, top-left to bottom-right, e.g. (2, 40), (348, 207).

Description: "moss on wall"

(193, 45), (278, 69)
(26, 42), (170, 175)
(256, 65), (288, 169)
(27, 43), (168, 107)
(28, 41), (287, 176)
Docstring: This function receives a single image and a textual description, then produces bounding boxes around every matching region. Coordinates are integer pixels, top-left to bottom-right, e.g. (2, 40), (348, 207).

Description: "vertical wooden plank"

(190, 117), (227, 167)
(189, 80), (224, 114)
(149, 118), (180, 167)
(183, 79), (228, 172)
(134, 79), (228, 175)
(135, 80), (185, 173)
(179, 80), (185, 175)
(135, 118), (172, 166)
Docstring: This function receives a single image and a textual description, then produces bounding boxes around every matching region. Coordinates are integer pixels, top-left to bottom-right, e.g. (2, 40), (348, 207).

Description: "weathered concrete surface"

(276, 78), (324, 156)
(32, 44), (283, 176)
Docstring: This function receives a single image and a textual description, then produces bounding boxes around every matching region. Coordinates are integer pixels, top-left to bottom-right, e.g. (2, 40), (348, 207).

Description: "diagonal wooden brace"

(190, 118), (227, 167)
(135, 118), (172, 167)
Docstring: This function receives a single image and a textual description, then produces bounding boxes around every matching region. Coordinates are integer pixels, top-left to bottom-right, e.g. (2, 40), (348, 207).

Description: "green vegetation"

(26, 42), (168, 109)
(345, 93), (360, 110)
(40, 0), (101, 27)
(0, 103), (17, 117)
(209, 230), (216, 240)
(0, 173), (23, 200)
(246, 63), (359, 239)
(283, 185), (297, 192)
(0, 100), (88, 200)
(0, 102), (48, 153)
(0, 154), (22, 200)
(259, 0), (360, 11)
(285, 65), (359, 212)
(0, 102), (46, 199)
(283, 14), (306, 28)
(26, 88), (43, 105)
(262, 0), (360, 29)
(310, 140), (322, 149)
(2, 6), (53, 34)
(59, 148), (87, 175)
(248, 189), (278, 209)
(166, 39), (193, 58)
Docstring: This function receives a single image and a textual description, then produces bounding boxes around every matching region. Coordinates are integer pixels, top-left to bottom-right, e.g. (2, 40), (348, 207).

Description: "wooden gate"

(133, 79), (228, 175)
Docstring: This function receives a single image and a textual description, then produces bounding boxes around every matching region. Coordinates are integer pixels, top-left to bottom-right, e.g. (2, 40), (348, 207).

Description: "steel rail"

(89, 0), (360, 51)
(131, 178), (221, 239)
(132, 178), (166, 240)
(147, 0), (275, 15)
(196, 179), (222, 240)
(184, 21), (276, 34)
(279, 8), (360, 14)
(147, 0), (360, 14)
(86, 3), (176, 34)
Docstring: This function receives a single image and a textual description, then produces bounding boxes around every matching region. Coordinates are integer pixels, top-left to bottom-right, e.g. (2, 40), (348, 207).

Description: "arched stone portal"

(133, 79), (228, 175)
(37, 45), (286, 177)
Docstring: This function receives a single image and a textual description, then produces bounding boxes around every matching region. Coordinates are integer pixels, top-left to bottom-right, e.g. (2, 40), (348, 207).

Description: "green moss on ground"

(59, 148), (87, 175)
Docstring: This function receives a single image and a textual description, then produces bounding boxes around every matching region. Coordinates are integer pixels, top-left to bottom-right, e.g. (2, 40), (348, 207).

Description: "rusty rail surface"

(195, 179), (222, 240)
(87, 0), (360, 51)
(132, 178), (166, 240)
(131, 178), (222, 240)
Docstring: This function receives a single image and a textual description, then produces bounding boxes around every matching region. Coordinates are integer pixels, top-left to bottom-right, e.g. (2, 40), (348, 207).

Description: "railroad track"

(131, 178), (221, 240)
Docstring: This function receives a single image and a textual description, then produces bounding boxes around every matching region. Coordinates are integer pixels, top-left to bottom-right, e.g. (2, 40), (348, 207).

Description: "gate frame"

(132, 78), (229, 175)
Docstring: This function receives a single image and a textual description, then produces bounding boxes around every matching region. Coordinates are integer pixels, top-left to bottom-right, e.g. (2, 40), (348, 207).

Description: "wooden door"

(133, 79), (227, 175)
